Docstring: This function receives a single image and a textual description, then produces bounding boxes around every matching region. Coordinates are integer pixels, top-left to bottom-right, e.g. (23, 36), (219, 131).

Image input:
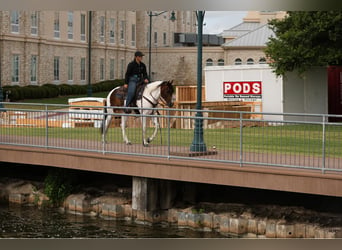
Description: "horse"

(101, 80), (174, 146)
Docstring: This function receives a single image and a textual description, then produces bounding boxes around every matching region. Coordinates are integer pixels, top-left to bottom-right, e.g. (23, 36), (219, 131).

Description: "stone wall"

(1, 178), (341, 239)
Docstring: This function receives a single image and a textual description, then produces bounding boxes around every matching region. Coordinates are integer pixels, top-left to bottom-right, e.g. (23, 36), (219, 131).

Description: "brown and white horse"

(101, 80), (174, 146)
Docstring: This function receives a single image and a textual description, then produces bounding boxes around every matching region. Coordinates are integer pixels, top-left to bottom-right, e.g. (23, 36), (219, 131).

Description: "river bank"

(1, 177), (342, 238)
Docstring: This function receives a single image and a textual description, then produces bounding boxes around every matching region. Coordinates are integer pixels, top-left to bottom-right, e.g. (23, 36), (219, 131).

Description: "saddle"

(114, 82), (147, 114)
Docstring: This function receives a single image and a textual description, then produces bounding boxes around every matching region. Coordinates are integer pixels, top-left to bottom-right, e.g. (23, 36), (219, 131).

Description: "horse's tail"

(100, 101), (108, 134)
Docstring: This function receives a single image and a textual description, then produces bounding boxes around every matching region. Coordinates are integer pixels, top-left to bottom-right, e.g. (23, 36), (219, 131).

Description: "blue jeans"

(125, 76), (139, 107)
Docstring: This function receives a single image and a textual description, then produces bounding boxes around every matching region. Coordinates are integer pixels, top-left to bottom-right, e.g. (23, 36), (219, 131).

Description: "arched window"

(247, 58), (254, 65)
(218, 59), (224, 66)
(259, 57), (267, 64)
(206, 58), (214, 66)
(234, 58), (242, 65)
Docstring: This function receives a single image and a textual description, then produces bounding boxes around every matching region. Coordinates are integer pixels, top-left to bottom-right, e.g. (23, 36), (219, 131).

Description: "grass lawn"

(1, 124), (341, 158)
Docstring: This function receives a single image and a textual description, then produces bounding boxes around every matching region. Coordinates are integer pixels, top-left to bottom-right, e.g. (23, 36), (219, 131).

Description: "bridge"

(1, 103), (342, 211)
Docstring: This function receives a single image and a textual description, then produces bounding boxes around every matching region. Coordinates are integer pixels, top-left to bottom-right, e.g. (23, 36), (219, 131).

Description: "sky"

(203, 11), (248, 34)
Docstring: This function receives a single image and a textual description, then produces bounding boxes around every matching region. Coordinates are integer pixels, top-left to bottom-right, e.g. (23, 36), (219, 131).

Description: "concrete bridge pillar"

(132, 177), (177, 211)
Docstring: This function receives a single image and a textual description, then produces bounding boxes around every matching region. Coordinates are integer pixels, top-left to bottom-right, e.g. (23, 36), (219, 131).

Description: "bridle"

(142, 83), (173, 109)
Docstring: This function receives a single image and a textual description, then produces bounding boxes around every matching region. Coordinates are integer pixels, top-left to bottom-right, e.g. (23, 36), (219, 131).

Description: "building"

(0, 11), (285, 89)
(144, 11), (286, 85)
(220, 11), (286, 66)
(0, 10), (196, 87)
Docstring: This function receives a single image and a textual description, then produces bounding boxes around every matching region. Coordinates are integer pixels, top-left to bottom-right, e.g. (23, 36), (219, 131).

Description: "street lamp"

(0, 43), (3, 110)
(87, 11), (92, 97)
(190, 10), (207, 152)
(148, 11), (176, 80)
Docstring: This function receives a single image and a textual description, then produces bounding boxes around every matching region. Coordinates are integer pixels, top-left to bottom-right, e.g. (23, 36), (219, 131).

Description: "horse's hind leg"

(121, 115), (131, 145)
(101, 115), (112, 144)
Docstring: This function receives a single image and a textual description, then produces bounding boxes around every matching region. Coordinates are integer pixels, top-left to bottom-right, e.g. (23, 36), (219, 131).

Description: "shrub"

(2, 85), (22, 101)
(44, 168), (76, 206)
(41, 84), (59, 98)
(2, 79), (125, 101)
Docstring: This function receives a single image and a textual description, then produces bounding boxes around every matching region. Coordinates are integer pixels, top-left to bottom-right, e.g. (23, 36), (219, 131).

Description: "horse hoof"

(126, 141), (132, 145)
(143, 143), (149, 147)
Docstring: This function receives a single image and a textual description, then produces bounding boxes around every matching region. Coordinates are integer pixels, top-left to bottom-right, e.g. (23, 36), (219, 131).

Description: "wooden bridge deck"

(1, 143), (342, 198)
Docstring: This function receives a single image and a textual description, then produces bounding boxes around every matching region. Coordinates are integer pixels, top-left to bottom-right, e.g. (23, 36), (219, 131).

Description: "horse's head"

(160, 80), (174, 108)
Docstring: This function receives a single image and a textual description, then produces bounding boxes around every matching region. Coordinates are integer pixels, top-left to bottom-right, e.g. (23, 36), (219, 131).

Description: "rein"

(143, 95), (159, 108)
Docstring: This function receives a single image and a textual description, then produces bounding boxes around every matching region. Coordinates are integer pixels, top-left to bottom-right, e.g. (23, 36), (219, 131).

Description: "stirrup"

(124, 108), (131, 114)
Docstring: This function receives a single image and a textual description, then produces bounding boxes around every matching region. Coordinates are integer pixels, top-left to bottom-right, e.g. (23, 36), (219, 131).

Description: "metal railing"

(1, 102), (342, 174)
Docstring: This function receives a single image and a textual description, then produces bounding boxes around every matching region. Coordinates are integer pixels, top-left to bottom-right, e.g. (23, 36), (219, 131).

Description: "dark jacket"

(125, 60), (149, 84)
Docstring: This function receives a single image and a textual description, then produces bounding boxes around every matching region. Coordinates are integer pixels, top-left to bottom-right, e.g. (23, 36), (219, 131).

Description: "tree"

(265, 11), (342, 76)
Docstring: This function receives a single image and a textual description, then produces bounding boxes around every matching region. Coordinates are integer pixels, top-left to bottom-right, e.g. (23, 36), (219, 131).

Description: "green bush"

(58, 84), (74, 96)
(2, 79), (125, 101)
(44, 168), (76, 206)
(41, 84), (60, 98)
(2, 85), (22, 101)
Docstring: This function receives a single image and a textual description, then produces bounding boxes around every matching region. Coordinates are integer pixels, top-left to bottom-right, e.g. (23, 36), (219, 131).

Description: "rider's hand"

(124, 84), (128, 88)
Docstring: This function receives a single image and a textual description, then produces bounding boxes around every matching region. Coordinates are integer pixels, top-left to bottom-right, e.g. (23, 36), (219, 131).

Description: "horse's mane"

(145, 81), (163, 91)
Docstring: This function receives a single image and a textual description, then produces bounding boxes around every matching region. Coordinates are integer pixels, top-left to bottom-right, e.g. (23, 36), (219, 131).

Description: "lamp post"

(190, 10), (207, 152)
(87, 11), (92, 97)
(148, 11), (176, 80)
(0, 41), (3, 110)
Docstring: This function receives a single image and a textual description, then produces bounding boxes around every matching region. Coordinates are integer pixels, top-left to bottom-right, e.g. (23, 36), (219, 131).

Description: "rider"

(124, 51), (149, 113)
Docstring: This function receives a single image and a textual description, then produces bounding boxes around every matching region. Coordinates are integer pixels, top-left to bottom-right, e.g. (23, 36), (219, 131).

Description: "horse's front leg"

(141, 116), (149, 147)
(148, 116), (160, 143)
(121, 115), (131, 145)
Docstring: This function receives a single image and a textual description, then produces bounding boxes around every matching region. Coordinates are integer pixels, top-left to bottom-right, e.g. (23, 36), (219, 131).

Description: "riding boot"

(124, 103), (132, 113)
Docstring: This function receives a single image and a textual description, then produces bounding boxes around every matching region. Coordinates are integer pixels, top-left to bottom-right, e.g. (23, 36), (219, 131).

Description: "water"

(0, 203), (227, 238)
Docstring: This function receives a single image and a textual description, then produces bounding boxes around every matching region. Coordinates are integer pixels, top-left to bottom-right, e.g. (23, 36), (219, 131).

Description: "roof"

(222, 24), (275, 47)
(220, 22), (262, 37)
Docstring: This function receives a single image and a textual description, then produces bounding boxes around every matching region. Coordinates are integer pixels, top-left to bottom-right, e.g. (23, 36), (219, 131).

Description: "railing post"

(45, 105), (49, 148)
(240, 112), (243, 167)
(167, 109), (171, 159)
(322, 115), (326, 174)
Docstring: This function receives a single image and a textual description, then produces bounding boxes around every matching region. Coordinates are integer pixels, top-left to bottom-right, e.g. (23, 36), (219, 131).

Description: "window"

(80, 57), (86, 81)
(12, 55), (20, 83)
(247, 58), (254, 65)
(109, 18), (115, 43)
(131, 24), (136, 46)
(54, 12), (60, 38)
(11, 11), (20, 33)
(68, 11), (73, 40)
(154, 32), (157, 45)
(100, 58), (105, 80)
(163, 32), (167, 46)
(120, 21), (125, 44)
(234, 58), (242, 65)
(110, 59), (115, 79)
(54, 56), (60, 81)
(30, 55), (37, 83)
(259, 57), (267, 64)
(120, 59), (125, 79)
(80, 14), (86, 41)
(100, 16), (105, 42)
(31, 11), (38, 35)
(206, 58), (213, 66)
(218, 59), (224, 66)
(68, 57), (73, 82)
